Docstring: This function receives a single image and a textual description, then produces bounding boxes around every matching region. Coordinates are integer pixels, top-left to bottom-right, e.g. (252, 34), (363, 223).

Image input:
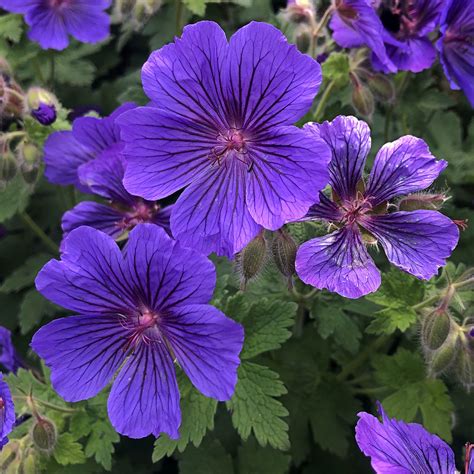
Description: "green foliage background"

(0, 0), (473, 472)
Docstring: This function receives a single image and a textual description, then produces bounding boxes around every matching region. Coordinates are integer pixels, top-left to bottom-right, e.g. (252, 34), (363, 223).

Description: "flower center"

(118, 201), (159, 231)
(341, 195), (372, 225)
(380, 0), (420, 38)
(48, 0), (70, 8)
(121, 308), (161, 353)
(335, 0), (359, 22)
(0, 397), (4, 410)
(209, 128), (253, 170)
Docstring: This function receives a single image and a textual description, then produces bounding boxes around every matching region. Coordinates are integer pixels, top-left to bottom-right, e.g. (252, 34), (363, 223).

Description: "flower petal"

(25, 6), (69, 50)
(226, 21), (321, 129)
(163, 304), (243, 400)
(170, 159), (261, 257)
(30, 315), (127, 402)
(142, 21), (229, 129)
(306, 116), (371, 202)
(0, 326), (21, 373)
(0, 373), (15, 445)
(43, 131), (93, 190)
(384, 38), (437, 73)
(366, 136), (446, 206)
(107, 341), (180, 439)
(119, 107), (215, 200)
(123, 224), (216, 310)
(295, 225), (381, 298)
(304, 192), (344, 222)
(246, 126), (330, 230)
(0, 0), (41, 13)
(62, 1), (110, 44)
(61, 201), (125, 240)
(355, 403), (456, 474)
(361, 210), (459, 280)
(35, 226), (133, 314)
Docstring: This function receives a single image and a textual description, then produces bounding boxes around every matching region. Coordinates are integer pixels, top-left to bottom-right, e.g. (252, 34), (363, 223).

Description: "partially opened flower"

(62, 146), (173, 240)
(436, 0), (474, 107)
(31, 224), (244, 438)
(118, 21), (330, 258)
(0, 0), (111, 50)
(356, 402), (457, 473)
(44, 102), (135, 192)
(295, 115), (459, 299)
(0, 373), (15, 450)
(0, 327), (22, 374)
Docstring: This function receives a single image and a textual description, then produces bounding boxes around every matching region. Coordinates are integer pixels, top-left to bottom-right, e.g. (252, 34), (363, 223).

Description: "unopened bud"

(31, 418), (57, 454)
(282, 0), (315, 24)
(0, 151), (18, 185)
(26, 88), (57, 126)
(421, 310), (452, 352)
(428, 333), (461, 376)
(272, 229), (297, 286)
(0, 76), (24, 119)
(398, 193), (448, 212)
(296, 30), (311, 53)
(367, 74), (395, 103)
(236, 233), (267, 290)
(454, 345), (474, 390)
(351, 83), (374, 119)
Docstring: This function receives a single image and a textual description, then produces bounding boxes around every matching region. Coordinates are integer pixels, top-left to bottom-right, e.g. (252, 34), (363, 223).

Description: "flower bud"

(428, 332), (461, 376)
(281, 0), (315, 24)
(366, 74), (396, 103)
(236, 233), (267, 290)
(454, 345), (474, 390)
(26, 88), (57, 126)
(271, 229), (297, 286)
(421, 309), (452, 352)
(351, 83), (374, 119)
(0, 150), (18, 185)
(0, 76), (24, 122)
(31, 418), (57, 454)
(398, 192), (449, 212)
(17, 142), (42, 184)
(296, 30), (312, 53)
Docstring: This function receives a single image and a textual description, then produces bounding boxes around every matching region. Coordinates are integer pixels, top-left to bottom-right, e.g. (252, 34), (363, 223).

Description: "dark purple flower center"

(335, 0), (359, 22)
(379, 0), (424, 38)
(210, 128), (251, 169)
(48, 0), (70, 8)
(0, 397), (4, 410)
(117, 201), (160, 231)
(121, 309), (161, 352)
(340, 194), (373, 225)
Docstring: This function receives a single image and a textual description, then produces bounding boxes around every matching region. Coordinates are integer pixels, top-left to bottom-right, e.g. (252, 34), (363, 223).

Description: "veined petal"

(142, 21), (229, 129)
(163, 304), (244, 400)
(0, 0), (41, 13)
(366, 136), (446, 206)
(226, 21), (321, 129)
(25, 6), (69, 50)
(0, 374), (15, 446)
(31, 315), (127, 402)
(35, 227), (134, 314)
(62, 1), (110, 44)
(355, 403), (456, 474)
(384, 38), (437, 73)
(304, 192), (344, 222)
(246, 126), (330, 230)
(295, 225), (381, 298)
(119, 107), (216, 200)
(123, 224), (216, 310)
(305, 116), (371, 202)
(107, 341), (180, 439)
(361, 211), (459, 280)
(171, 159), (261, 258)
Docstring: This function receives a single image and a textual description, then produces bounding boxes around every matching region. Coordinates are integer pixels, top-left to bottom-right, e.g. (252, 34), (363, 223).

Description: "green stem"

(336, 335), (390, 381)
(175, 0), (183, 36)
(49, 53), (56, 89)
(293, 304), (306, 338)
(33, 59), (46, 85)
(384, 106), (393, 142)
(14, 396), (78, 414)
(314, 79), (336, 121)
(412, 294), (440, 311)
(310, 6), (334, 57)
(20, 212), (59, 254)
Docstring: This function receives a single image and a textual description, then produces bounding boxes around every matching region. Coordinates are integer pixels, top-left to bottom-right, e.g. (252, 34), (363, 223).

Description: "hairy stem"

(20, 212), (59, 254)
(314, 79), (336, 121)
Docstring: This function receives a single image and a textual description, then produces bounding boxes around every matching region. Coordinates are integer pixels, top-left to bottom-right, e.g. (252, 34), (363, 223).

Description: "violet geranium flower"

(436, 0), (474, 107)
(61, 146), (173, 240)
(31, 224), (244, 438)
(355, 403), (457, 473)
(0, 327), (22, 374)
(295, 115), (459, 299)
(0, 0), (111, 51)
(118, 21), (330, 258)
(0, 373), (15, 450)
(44, 102), (135, 192)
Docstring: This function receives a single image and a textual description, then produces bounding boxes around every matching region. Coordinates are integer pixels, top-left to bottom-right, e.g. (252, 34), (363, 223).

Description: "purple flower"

(330, 0), (398, 72)
(436, 0), (474, 107)
(0, 373), (15, 450)
(295, 116), (459, 299)
(375, 0), (445, 73)
(355, 403), (457, 473)
(31, 102), (56, 126)
(0, 0), (111, 50)
(0, 327), (21, 374)
(61, 145), (173, 240)
(468, 444), (474, 474)
(44, 103), (135, 192)
(118, 21), (330, 258)
(31, 224), (244, 439)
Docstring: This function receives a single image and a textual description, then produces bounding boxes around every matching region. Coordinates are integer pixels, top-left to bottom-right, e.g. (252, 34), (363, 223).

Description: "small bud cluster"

(113, 0), (163, 32)
(236, 228), (298, 290)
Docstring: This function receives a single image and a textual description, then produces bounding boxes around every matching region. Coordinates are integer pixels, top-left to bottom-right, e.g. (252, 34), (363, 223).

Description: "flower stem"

(310, 6), (334, 57)
(175, 0), (183, 36)
(19, 212), (59, 254)
(314, 79), (336, 121)
(14, 395), (78, 414)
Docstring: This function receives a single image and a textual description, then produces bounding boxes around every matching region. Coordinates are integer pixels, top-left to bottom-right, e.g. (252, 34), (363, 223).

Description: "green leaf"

(373, 349), (454, 441)
(240, 299), (297, 359)
(0, 253), (51, 293)
(182, 0), (251, 16)
(237, 437), (291, 474)
(0, 175), (32, 223)
(152, 381), (217, 462)
(19, 289), (58, 334)
(226, 362), (289, 451)
(53, 434), (87, 466)
(84, 420), (119, 471)
(0, 14), (23, 43)
(178, 439), (233, 474)
(322, 52), (350, 88)
(366, 269), (424, 335)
